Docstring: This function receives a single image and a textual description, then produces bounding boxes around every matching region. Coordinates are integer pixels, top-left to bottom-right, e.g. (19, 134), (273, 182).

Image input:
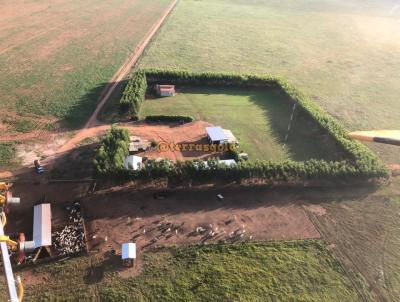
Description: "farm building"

(206, 126), (228, 144)
(129, 136), (150, 153)
(156, 84), (175, 97)
(33, 203), (52, 248)
(206, 126), (237, 145)
(197, 159), (237, 169)
(124, 155), (142, 171)
(219, 159), (237, 167)
(121, 242), (136, 267)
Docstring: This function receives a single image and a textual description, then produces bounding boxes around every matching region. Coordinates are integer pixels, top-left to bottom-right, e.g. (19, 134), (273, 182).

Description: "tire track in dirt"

(83, 0), (178, 129)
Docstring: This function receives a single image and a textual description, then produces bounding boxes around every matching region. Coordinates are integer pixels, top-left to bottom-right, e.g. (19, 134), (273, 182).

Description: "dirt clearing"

(83, 186), (320, 262)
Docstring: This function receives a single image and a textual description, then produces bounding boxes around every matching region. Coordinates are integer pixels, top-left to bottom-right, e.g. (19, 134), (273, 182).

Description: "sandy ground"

(58, 121), (214, 160)
(83, 186), (320, 272)
(0, 120), (213, 179)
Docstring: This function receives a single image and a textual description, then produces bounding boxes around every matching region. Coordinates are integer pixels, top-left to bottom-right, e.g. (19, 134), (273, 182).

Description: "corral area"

(141, 86), (345, 161)
(83, 186), (320, 255)
(0, 0), (173, 134)
(138, 0), (400, 163)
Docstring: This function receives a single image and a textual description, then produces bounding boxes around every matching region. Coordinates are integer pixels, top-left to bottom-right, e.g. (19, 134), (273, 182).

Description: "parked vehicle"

(34, 160), (44, 174)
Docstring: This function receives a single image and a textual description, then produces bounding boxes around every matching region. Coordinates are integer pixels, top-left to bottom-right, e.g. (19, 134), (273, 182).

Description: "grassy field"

(0, 0), (173, 134)
(304, 179), (400, 301)
(138, 0), (400, 163)
(0, 142), (18, 169)
(1, 240), (360, 301)
(141, 86), (345, 161)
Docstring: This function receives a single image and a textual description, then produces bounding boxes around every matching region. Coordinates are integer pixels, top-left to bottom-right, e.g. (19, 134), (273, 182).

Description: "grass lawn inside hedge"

(141, 86), (345, 162)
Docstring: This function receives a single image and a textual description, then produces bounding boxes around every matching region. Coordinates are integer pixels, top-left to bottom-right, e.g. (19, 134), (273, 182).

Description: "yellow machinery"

(0, 182), (24, 302)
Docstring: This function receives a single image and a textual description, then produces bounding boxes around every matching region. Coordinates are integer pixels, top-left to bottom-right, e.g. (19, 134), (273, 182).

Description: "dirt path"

(0, 0), (177, 177)
(60, 0), (177, 153)
(84, 0), (177, 129)
(0, 0), (177, 145)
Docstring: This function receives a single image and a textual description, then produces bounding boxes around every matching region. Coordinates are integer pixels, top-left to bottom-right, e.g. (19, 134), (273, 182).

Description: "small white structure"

(122, 242), (136, 267)
(33, 203), (52, 248)
(124, 155), (142, 171)
(219, 159), (237, 167)
(206, 126), (228, 144)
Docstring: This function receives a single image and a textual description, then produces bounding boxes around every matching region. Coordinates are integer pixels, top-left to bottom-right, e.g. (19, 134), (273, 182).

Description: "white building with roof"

(206, 126), (228, 144)
(124, 155), (142, 171)
(33, 203), (52, 248)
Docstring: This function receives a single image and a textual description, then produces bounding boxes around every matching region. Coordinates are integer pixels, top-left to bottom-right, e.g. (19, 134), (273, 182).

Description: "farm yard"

(0, 185), (365, 302)
(141, 86), (345, 161)
(0, 0), (400, 301)
(0, 0), (174, 135)
(138, 0), (400, 163)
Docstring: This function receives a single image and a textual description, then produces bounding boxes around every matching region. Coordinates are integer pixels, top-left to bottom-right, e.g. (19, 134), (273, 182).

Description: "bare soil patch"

(303, 204), (327, 216)
(83, 186), (320, 263)
(58, 121), (215, 160)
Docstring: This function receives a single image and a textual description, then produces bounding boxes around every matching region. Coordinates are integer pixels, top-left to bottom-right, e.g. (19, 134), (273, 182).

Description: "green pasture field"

(0, 0), (173, 134)
(138, 0), (400, 163)
(1, 241), (360, 301)
(141, 86), (345, 162)
(304, 178), (400, 301)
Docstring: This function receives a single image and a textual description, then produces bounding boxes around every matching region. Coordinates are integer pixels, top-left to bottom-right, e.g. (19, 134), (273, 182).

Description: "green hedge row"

(145, 115), (194, 123)
(99, 69), (389, 184)
(103, 157), (385, 185)
(120, 71), (147, 120)
(143, 69), (388, 178)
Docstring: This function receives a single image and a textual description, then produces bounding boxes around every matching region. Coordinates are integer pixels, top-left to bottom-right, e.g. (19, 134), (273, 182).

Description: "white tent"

(122, 243), (136, 260)
(124, 155), (142, 171)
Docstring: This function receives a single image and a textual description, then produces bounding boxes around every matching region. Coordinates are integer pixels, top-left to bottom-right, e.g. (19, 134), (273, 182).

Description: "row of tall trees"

(120, 71), (147, 120)
(93, 126), (130, 176)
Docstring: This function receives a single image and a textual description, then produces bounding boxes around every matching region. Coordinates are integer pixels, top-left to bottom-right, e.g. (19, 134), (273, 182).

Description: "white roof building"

(33, 203), (52, 248)
(124, 155), (142, 171)
(218, 159), (237, 167)
(122, 243), (136, 259)
(206, 126), (228, 144)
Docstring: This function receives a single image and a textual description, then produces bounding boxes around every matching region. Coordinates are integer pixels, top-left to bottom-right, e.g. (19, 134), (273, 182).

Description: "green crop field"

(0, 0), (173, 134)
(138, 0), (400, 163)
(1, 241), (360, 301)
(304, 179), (400, 301)
(141, 86), (345, 161)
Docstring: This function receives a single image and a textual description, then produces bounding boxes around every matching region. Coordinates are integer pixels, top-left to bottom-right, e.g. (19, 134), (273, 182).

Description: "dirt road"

(84, 0), (177, 129)
(59, 121), (213, 160)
